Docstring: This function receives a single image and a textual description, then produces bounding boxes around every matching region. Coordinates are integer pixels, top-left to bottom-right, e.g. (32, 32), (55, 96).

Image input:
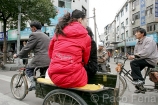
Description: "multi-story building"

(104, 0), (158, 55)
(0, 0), (89, 52)
(104, 20), (116, 53)
(115, 0), (133, 55)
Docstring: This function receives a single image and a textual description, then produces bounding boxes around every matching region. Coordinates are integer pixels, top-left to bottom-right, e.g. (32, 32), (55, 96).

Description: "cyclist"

(14, 21), (50, 91)
(48, 10), (91, 88)
(97, 42), (108, 72)
(127, 28), (158, 93)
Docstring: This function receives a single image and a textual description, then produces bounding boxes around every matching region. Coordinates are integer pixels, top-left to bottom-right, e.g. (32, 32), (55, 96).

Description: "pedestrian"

(21, 41), (28, 65)
(97, 42), (108, 72)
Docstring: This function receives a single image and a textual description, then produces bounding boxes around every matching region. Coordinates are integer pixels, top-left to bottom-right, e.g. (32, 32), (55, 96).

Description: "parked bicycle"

(115, 57), (158, 97)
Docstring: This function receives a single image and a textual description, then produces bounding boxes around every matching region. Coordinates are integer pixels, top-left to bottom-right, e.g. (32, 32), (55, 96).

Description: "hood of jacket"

(63, 22), (88, 38)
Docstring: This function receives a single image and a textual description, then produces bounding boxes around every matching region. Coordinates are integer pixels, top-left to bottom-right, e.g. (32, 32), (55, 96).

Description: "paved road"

(109, 58), (158, 105)
(0, 58), (157, 105)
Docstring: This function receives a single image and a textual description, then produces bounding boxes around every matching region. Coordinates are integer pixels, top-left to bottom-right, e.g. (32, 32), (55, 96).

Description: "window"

(121, 33), (124, 40)
(146, 5), (153, 16)
(132, 0), (139, 8)
(121, 22), (124, 27)
(150, 26), (152, 31)
(125, 4), (128, 12)
(82, 6), (87, 15)
(132, 12), (140, 20)
(117, 26), (119, 32)
(126, 18), (128, 25)
(126, 31), (128, 37)
(58, 0), (71, 8)
(116, 15), (119, 21)
(121, 9), (124, 17)
(154, 24), (156, 31)
(147, 23), (158, 32)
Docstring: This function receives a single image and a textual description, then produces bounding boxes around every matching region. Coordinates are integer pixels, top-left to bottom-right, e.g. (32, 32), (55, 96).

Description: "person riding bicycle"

(127, 28), (158, 93)
(97, 42), (108, 72)
(14, 21), (50, 91)
(48, 10), (91, 88)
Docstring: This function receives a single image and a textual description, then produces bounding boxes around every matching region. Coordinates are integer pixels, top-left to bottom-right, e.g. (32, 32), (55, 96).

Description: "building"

(0, 0), (89, 52)
(103, 20), (116, 54)
(104, 0), (158, 55)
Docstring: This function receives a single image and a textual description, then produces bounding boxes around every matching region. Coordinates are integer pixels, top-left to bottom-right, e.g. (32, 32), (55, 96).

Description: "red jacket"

(48, 22), (91, 88)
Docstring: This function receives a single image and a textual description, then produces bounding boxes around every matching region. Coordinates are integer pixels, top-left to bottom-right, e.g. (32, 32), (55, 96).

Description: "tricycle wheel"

(43, 89), (87, 105)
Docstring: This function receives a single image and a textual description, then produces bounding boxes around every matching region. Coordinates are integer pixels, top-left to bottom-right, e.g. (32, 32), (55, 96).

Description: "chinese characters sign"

(155, 0), (158, 17)
(140, 0), (146, 26)
(0, 32), (8, 41)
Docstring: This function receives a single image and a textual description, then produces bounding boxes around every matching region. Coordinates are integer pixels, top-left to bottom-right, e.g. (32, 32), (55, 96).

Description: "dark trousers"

(23, 59), (28, 65)
(130, 59), (153, 81)
(26, 67), (47, 77)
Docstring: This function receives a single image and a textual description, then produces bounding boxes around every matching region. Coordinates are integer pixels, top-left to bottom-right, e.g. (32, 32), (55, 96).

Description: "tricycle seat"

(37, 78), (103, 91)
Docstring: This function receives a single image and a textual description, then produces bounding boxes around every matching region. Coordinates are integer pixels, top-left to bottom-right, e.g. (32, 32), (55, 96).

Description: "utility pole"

(93, 8), (97, 44)
(17, 6), (21, 65)
(122, 26), (127, 56)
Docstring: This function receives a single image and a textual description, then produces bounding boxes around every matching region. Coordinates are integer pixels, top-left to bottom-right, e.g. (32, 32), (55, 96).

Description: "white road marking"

(0, 74), (12, 82)
(0, 93), (29, 105)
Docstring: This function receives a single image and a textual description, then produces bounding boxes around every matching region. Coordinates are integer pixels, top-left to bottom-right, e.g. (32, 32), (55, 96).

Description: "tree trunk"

(3, 19), (7, 64)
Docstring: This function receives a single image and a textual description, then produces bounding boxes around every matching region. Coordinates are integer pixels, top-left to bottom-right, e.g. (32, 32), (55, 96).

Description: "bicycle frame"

(15, 70), (26, 88)
(117, 58), (133, 82)
(118, 58), (156, 84)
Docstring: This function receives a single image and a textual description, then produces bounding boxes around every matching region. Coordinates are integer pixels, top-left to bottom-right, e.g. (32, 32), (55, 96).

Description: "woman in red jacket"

(48, 10), (91, 88)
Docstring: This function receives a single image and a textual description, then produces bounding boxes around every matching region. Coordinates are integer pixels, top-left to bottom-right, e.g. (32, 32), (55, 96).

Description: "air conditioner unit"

(131, 20), (135, 25)
(132, 6), (135, 11)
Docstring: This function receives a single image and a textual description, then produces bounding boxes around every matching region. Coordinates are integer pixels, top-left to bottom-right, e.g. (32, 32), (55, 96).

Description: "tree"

(0, 0), (56, 64)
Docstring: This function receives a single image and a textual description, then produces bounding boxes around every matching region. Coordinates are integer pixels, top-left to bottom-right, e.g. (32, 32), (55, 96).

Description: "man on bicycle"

(14, 21), (50, 91)
(97, 42), (108, 72)
(127, 28), (158, 93)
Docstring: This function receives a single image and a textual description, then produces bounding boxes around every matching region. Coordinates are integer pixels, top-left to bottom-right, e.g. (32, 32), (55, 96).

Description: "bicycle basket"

(115, 63), (123, 72)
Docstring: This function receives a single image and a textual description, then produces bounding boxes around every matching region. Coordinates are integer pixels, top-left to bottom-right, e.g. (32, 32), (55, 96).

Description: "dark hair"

(135, 28), (146, 36)
(86, 26), (94, 38)
(55, 9), (86, 37)
(30, 21), (42, 30)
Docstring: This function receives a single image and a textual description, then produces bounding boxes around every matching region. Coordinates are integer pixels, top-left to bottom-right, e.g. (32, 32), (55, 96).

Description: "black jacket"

(85, 27), (98, 77)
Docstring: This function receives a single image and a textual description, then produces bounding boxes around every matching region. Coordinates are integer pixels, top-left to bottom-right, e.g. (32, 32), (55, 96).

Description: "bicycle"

(115, 57), (158, 97)
(10, 59), (48, 100)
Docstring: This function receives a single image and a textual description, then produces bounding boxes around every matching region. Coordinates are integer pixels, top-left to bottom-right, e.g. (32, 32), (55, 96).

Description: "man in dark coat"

(85, 26), (98, 80)
(14, 21), (50, 90)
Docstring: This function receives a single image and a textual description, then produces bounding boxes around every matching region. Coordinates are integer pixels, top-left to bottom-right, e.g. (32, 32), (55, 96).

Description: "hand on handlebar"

(126, 54), (135, 60)
(13, 54), (18, 58)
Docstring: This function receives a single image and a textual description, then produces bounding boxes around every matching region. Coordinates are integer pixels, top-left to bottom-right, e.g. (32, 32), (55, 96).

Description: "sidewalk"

(1, 58), (32, 71)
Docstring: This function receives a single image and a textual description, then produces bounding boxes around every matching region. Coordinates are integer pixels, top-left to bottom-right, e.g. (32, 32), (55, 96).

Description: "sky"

(89, 0), (126, 35)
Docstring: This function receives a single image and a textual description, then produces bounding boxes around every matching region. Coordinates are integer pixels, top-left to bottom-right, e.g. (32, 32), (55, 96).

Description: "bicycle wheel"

(119, 76), (127, 97)
(43, 89), (87, 105)
(10, 74), (28, 100)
